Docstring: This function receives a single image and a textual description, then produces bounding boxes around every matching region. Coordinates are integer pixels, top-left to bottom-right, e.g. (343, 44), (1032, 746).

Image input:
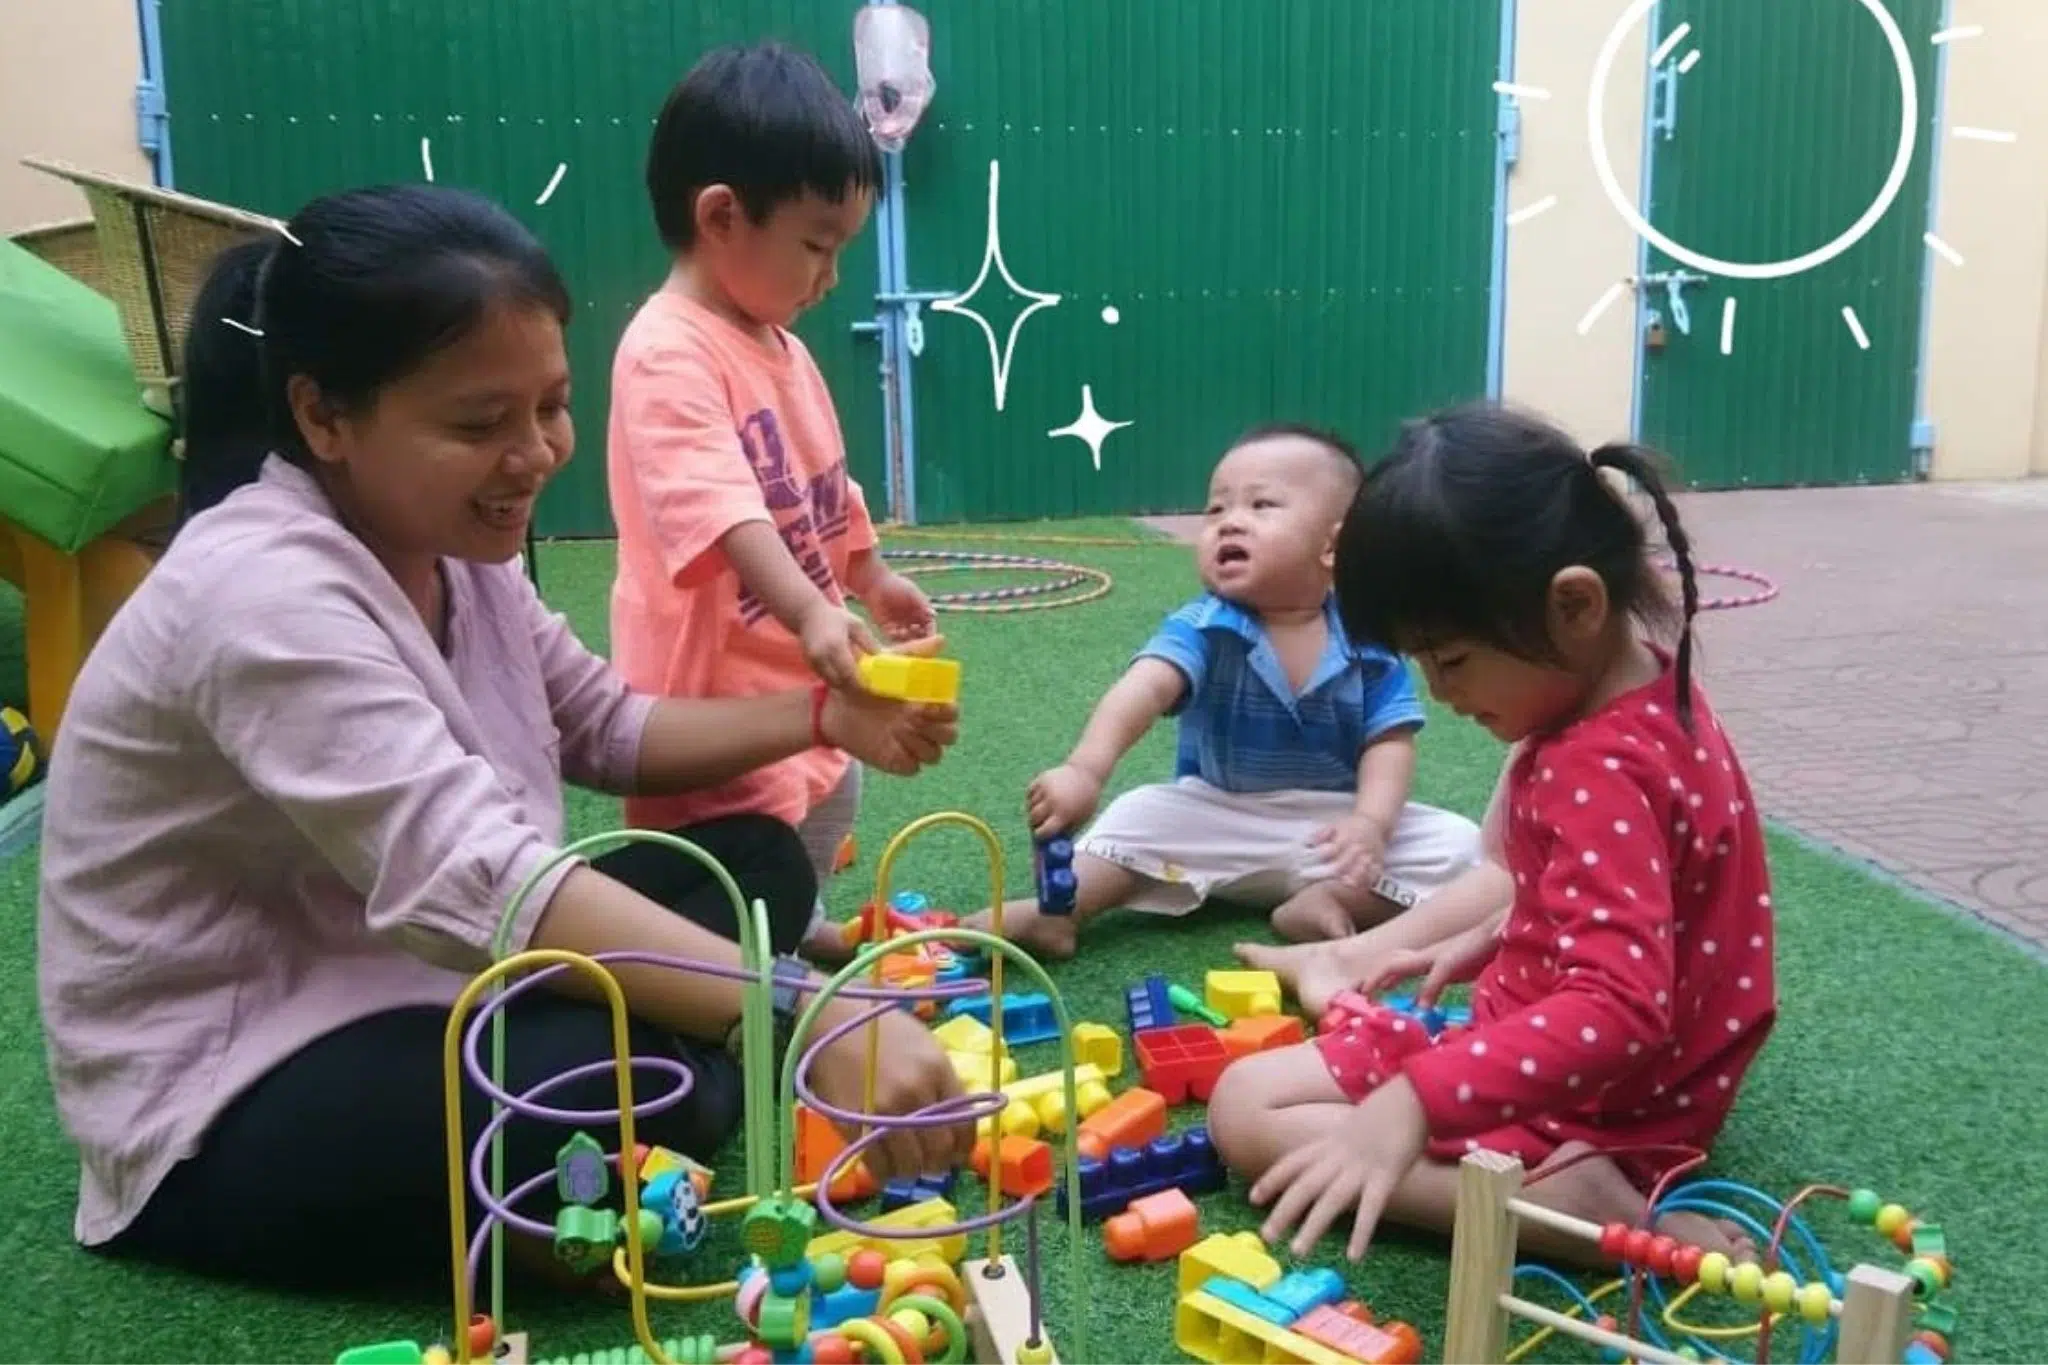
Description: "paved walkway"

(1147, 479), (2048, 951)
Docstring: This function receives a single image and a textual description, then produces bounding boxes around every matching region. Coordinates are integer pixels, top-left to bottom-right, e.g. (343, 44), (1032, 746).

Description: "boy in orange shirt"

(608, 42), (937, 960)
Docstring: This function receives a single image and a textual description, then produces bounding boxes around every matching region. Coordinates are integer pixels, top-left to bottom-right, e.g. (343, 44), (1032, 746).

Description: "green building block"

(1910, 1221), (1947, 1259)
(554, 1203), (620, 1274)
(1166, 983), (1227, 1027)
(335, 1344), (426, 1365)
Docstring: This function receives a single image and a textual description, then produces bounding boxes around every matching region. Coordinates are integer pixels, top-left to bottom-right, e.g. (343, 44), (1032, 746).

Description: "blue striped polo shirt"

(1138, 593), (1426, 795)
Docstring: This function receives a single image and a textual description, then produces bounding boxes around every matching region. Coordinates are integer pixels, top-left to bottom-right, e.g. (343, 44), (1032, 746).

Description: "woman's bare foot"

(959, 899), (1083, 961)
(1234, 937), (1368, 1017)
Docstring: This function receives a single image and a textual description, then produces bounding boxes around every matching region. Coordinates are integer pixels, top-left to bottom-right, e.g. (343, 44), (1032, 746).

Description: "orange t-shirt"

(606, 288), (877, 831)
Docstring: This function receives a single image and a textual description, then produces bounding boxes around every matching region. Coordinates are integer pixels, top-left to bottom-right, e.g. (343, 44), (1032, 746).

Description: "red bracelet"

(810, 681), (831, 749)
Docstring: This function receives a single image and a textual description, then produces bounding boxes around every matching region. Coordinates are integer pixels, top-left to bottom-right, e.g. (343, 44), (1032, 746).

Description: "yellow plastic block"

(1177, 1231), (1282, 1296)
(949, 1048), (1019, 1089)
(1175, 1290), (1356, 1365)
(1070, 1021), (1123, 1077)
(1205, 969), (1282, 1020)
(978, 1064), (1112, 1139)
(933, 1014), (1003, 1056)
(807, 1195), (966, 1265)
(857, 652), (961, 704)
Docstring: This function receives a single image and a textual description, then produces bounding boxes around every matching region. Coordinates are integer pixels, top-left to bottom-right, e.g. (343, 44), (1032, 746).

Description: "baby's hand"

(1026, 763), (1102, 838)
(1309, 814), (1389, 892)
(799, 604), (881, 691)
(863, 570), (938, 644)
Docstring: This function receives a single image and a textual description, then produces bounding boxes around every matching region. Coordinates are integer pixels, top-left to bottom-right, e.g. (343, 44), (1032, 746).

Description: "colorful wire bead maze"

(333, 815), (1091, 1365)
(1442, 1149), (1945, 1365)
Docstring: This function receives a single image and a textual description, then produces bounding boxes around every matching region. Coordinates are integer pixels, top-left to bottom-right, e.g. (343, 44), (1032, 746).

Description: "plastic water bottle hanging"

(853, 5), (935, 151)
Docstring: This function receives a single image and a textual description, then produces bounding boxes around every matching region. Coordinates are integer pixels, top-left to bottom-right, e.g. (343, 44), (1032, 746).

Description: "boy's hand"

(1027, 763), (1103, 837)
(1308, 813), (1389, 892)
(799, 603), (882, 690)
(862, 571), (938, 644)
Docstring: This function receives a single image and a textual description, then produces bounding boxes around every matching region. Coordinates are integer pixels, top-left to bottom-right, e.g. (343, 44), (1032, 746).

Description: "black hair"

(1230, 421), (1365, 492)
(646, 41), (883, 251)
(176, 183), (571, 518)
(1334, 401), (1701, 730)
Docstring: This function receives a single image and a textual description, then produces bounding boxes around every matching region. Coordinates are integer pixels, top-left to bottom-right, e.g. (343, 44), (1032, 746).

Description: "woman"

(36, 182), (972, 1292)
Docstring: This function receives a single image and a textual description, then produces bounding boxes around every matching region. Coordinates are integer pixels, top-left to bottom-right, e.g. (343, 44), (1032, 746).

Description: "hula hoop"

(1661, 557), (1781, 612)
(881, 547), (1112, 614)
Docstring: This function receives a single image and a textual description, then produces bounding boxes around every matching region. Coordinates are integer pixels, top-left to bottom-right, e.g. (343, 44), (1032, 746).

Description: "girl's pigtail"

(1590, 443), (1698, 732)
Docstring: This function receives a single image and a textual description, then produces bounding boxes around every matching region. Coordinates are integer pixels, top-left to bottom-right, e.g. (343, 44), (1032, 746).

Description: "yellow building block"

(979, 1063), (1112, 1139)
(1177, 1231), (1282, 1296)
(808, 1195), (966, 1265)
(1175, 1290), (1356, 1365)
(1205, 969), (1282, 1020)
(933, 1014), (1004, 1056)
(857, 652), (962, 704)
(949, 1048), (1018, 1090)
(1070, 1021), (1122, 1077)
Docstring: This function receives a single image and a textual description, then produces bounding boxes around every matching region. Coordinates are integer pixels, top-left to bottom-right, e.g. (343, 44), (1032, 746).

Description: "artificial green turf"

(0, 523), (2040, 1363)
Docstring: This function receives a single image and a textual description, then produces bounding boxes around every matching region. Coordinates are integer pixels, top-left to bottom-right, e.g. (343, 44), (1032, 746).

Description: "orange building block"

(794, 1104), (878, 1202)
(971, 1135), (1055, 1200)
(1075, 1086), (1168, 1161)
(1104, 1188), (1200, 1263)
(1293, 1304), (1423, 1364)
(1219, 1014), (1306, 1060)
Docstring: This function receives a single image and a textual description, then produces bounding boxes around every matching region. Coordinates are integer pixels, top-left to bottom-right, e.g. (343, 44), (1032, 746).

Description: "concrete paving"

(1146, 479), (2048, 950)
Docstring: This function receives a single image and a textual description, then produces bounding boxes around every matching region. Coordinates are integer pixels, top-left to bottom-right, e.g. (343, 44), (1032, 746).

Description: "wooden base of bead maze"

(963, 1256), (1061, 1364)
(1441, 1150), (1916, 1365)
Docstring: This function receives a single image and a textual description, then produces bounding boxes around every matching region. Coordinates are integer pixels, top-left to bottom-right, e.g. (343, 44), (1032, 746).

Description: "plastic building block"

(1205, 969), (1282, 1019)
(1070, 1021), (1123, 1076)
(1126, 974), (1174, 1034)
(1178, 1230), (1282, 1296)
(794, 1104), (878, 1202)
(1292, 1304), (1423, 1363)
(880, 1169), (958, 1213)
(1220, 1013), (1306, 1059)
(948, 1047), (1019, 1090)
(981, 1063), (1112, 1139)
(807, 1195), (966, 1265)
(1075, 1086), (1166, 1161)
(1105, 1187), (1200, 1263)
(812, 1281), (882, 1329)
(1167, 982), (1228, 1026)
(857, 651), (961, 703)
(1202, 1274), (1298, 1326)
(1267, 1268), (1346, 1320)
(1058, 1125), (1226, 1220)
(943, 990), (1060, 1044)
(932, 1013), (1008, 1058)
(1133, 1024), (1230, 1104)
(1035, 835), (1078, 913)
(972, 1134), (1056, 1199)
(1176, 1288), (1360, 1365)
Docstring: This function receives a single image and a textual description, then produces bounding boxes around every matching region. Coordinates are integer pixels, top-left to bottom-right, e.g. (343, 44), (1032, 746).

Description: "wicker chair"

(18, 157), (283, 420)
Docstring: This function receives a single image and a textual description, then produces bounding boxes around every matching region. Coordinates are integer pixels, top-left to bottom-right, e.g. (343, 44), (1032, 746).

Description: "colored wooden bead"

(1696, 1250), (1731, 1293)
(1729, 1261), (1764, 1303)
(1891, 1218), (1921, 1253)
(1908, 1329), (1951, 1361)
(1847, 1188), (1881, 1223)
(1645, 1234), (1679, 1275)
(1762, 1271), (1797, 1313)
(1623, 1228), (1655, 1266)
(1599, 1221), (1631, 1259)
(465, 1316), (496, 1355)
(1671, 1243), (1705, 1284)
(812, 1335), (858, 1365)
(1905, 1256), (1948, 1296)
(1875, 1203), (1911, 1236)
(1796, 1281), (1833, 1324)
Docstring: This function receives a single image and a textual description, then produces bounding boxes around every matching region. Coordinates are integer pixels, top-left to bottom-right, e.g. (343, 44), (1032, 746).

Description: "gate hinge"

(1497, 96), (1522, 169)
(136, 79), (168, 156)
(1910, 418), (1936, 477)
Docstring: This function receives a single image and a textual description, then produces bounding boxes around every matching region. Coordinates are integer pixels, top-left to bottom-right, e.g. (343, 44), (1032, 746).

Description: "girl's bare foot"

(1234, 938), (1368, 1017)
(1536, 1141), (1758, 1263)
(959, 900), (1083, 960)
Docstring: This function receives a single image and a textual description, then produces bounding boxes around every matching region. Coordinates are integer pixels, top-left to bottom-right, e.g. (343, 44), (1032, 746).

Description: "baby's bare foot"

(960, 902), (1081, 961)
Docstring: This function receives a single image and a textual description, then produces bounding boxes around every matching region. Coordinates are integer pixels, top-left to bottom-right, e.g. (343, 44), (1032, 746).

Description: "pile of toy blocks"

(1175, 1231), (1423, 1365)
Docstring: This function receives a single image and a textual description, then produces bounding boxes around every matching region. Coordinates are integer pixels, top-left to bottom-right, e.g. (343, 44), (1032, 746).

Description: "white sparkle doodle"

(535, 162), (568, 206)
(930, 160), (1062, 411)
(221, 318), (264, 337)
(420, 137), (435, 182)
(1048, 384), (1132, 472)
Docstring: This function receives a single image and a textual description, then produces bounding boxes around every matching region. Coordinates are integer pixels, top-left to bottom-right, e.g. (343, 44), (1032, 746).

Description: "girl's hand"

(1364, 915), (1502, 1005)
(1026, 762), (1103, 837)
(1250, 1075), (1430, 1259)
(1308, 813), (1390, 891)
(862, 571), (937, 644)
(818, 688), (960, 776)
(810, 1007), (975, 1181)
(800, 604), (882, 691)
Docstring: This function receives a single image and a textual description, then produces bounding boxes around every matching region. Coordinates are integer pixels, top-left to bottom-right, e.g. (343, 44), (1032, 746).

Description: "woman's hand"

(809, 1007), (975, 1181)
(1249, 1075), (1429, 1259)
(818, 688), (959, 777)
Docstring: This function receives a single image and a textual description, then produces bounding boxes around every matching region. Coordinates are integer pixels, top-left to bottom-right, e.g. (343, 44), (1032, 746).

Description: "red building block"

(1219, 1014), (1306, 1060)
(1132, 1025), (1229, 1104)
(1104, 1188), (1200, 1263)
(1075, 1087), (1167, 1161)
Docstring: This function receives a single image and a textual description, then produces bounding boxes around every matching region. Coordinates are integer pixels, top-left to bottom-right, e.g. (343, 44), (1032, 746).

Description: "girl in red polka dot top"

(1208, 401), (1777, 1267)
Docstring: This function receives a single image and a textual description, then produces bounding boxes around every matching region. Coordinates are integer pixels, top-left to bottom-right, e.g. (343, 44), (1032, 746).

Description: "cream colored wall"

(0, 0), (153, 234)
(1500, 0), (1648, 450)
(1920, 0), (2048, 479)
(1501, 0), (2048, 482)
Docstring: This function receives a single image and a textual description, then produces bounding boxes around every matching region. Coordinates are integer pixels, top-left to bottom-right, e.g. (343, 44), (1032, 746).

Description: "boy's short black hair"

(1231, 421), (1365, 491)
(647, 41), (884, 251)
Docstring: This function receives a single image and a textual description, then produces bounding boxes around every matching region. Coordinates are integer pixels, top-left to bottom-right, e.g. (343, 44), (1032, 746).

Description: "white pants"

(795, 760), (863, 929)
(1077, 777), (1481, 915)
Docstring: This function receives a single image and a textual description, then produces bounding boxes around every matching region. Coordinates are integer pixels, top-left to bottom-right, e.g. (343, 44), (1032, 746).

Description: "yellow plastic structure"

(1205, 968), (1283, 1020)
(857, 651), (962, 703)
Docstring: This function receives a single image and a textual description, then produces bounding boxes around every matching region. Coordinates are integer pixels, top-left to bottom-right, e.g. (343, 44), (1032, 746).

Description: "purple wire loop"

(462, 964), (698, 1123)
(815, 1100), (1041, 1241)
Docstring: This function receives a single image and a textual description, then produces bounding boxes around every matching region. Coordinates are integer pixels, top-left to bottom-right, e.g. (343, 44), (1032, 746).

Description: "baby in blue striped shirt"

(966, 424), (1480, 959)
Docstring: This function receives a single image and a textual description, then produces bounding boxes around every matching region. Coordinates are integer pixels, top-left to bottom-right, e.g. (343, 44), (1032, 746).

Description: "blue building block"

(890, 891), (931, 913)
(1380, 991), (1472, 1038)
(1201, 1275), (1296, 1326)
(941, 991), (1059, 1044)
(1266, 1268), (1346, 1320)
(1056, 1125), (1227, 1220)
(1035, 836), (1077, 914)
(1125, 974), (1173, 1035)
(1903, 1347), (1943, 1365)
(880, 1169), (957, 1213)
(812, 1282), (881, 1329)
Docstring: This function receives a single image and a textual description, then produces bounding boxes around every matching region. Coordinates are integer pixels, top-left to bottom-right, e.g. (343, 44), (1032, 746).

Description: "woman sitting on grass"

(35, 182), (973, 1292)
